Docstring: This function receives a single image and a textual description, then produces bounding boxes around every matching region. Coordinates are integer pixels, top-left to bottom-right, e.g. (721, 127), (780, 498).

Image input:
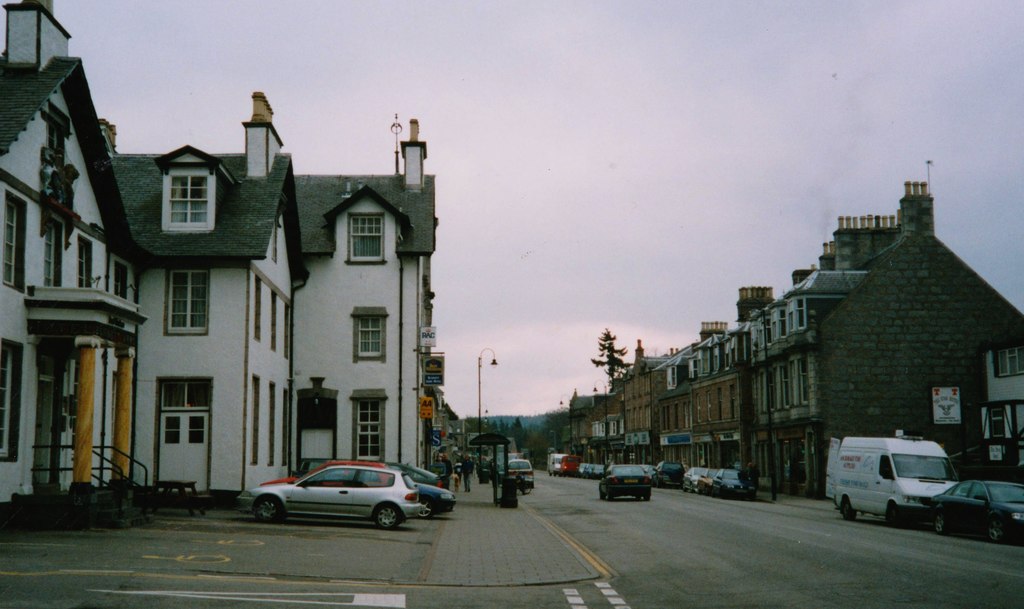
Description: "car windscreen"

(610, 466), (645, 477)
(720, 469), (740, 480)
(891, 454), (957, 481)
(509, 461), (532, 470)
(661, 463), (683, 472)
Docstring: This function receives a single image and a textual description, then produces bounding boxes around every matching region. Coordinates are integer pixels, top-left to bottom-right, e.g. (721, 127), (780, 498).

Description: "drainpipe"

(397, 257), (404, 463)
(289, 274), (307, 473)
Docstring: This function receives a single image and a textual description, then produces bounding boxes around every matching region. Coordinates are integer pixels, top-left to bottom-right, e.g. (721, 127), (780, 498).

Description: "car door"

(286, 467), (359, 517)
(963, 481), (991, 534)
(346, 469), (397, 517)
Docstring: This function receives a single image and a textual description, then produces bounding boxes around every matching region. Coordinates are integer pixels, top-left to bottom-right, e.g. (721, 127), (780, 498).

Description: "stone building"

(750, 182), (1024, 498)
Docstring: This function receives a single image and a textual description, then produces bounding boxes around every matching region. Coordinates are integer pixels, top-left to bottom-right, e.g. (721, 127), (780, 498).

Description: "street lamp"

(594, 381), (608, 465)
(477, 348), (498, 463)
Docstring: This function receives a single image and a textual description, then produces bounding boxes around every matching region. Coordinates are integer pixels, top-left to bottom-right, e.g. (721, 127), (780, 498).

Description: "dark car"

(599, 464), (652, 501)
(653, 461), (685, 488)
(386, 463), (454, 518)
(931, 480), (1024, 543)
(387, 462), (443, 488)
(711, 468), (757, 500)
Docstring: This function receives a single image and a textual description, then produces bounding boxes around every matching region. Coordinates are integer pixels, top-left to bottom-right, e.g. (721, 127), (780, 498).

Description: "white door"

(159, 411), (209, 490)
(301, 428), (333, 462)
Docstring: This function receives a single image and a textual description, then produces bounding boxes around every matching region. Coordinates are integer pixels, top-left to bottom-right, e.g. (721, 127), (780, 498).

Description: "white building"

(0, 0), (145, 510)
(1, 2), (438, 520)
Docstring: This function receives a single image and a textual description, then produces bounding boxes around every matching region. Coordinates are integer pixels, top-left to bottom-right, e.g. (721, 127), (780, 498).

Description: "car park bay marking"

(88, 590), (406, 607)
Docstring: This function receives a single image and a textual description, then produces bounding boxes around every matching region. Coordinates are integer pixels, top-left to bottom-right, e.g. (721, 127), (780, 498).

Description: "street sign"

(419, 396), (434, 419)
(430, 428), (441, 448)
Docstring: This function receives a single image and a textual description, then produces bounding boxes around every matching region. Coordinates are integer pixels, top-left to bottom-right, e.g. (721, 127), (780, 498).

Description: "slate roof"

(786, 269), (868, 297)
(295, 174), (436, 255)
(112, 153), (291, 261)
(0, 57), (79, 154)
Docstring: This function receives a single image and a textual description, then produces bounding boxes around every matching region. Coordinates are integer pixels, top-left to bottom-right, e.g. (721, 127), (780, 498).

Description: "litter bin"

(500, 477), (519, 508)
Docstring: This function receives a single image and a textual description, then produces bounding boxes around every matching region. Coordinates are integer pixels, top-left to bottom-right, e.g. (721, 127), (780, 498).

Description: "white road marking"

(594, 582), (630, 608)
(89, 590), (405, 607)
(563, 587), (587, 607)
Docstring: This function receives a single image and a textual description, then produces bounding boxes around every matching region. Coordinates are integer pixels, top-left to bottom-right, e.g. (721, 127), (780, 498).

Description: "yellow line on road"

(521, 503), (616, 580)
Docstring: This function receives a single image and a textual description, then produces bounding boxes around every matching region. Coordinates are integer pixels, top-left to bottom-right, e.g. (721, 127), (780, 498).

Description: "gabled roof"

(322, 185), (411, 231)
(785, 269), (868, 298)
(154, 145), (238, 184)
(0, 56), (138, 257)
(112, 152), (307, 280)
(0, 57), (78, 154)
(295, 174), (436, 256)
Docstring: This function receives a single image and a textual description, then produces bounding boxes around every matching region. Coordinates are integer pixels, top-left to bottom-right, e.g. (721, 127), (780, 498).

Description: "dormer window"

(170, 175), (209, 225)
(156, 146), (234, 233)
(349, 214), (384, 261)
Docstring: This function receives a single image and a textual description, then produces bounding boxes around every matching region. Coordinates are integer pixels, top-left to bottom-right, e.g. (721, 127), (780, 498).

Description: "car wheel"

(643, 492), (651, 501)
(418, 498), (436, 519)
(253, 496), (285, 523)
(885, 502), (902, 527)
(988, 516), (1006, 543)
(599, 487), (606, 500)
(840, 497), (857, 521)
(373, 504), (402, 530)
(933, 510), (947, 535)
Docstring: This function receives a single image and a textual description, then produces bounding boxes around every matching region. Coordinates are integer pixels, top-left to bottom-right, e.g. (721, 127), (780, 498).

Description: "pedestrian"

(462, 456), (475, 492)
(453, 458), (462, 491)
(440, 453), (453, 490)
(747, 461), (760, 489)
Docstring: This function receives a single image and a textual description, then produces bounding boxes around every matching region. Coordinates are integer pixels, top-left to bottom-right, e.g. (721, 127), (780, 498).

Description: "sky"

(48, 1), (1024, 420)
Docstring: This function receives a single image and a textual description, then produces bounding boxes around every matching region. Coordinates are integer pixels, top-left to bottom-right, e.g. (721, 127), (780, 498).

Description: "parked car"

(413, 482), (456, 518)
(697, 468), (719, 495)
(387, 462), (443, 488)
(599, 464), (652, 501)
(237, 464), (421, 529)
(711, 468), (757, 500)
(683, 466), (707, 493)
(507, 458), (535, 493)
(931, 480), (1024, 543)
(589, 463), (606, 480)
(560, 455), (582, 478)
(260, 460), (387, 486)
(653, 461), (686, 488)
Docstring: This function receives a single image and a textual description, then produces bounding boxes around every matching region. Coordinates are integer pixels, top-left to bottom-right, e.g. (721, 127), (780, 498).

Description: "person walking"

(453, 458), (462, 491)
(440, 453), (453, 490)
(461, 456), (475, 492)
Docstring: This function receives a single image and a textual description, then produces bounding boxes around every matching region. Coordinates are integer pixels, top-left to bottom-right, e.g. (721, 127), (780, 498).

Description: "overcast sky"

(53, 1), (1024, 419)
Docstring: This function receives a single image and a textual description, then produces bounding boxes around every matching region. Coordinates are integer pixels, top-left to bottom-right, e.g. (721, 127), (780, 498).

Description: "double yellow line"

(522, 503), (616, 580)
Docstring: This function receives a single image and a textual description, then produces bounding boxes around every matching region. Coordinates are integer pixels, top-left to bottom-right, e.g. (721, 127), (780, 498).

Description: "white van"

(548, 453), (567, 476)
(827, 436), (958, 525)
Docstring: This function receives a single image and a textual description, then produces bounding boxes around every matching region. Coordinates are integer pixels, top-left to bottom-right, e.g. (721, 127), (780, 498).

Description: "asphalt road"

(1, 475), (1022, 608)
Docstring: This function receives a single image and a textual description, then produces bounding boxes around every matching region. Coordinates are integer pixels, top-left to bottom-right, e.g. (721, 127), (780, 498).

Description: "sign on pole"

(430, 428), (442, 448)
(420, 326), (437, 348)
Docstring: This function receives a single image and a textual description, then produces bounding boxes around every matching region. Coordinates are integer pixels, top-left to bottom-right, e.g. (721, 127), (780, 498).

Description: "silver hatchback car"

(236, 464), (420, 529)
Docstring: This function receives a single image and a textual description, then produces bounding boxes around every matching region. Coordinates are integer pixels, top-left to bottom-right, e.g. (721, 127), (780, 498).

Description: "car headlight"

(441, 492), (455, 500)
(1011, 512), (1024, 521)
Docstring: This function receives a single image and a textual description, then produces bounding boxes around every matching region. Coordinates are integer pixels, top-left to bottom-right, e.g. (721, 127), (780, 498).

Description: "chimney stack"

(244, 91), (283, 178)
(98, 119), (117, 153)
(699, 321), (729, 342)
(736, 286), (774, 322)
(401, 118), (427, 191)
(4, 0), (70, 69)
(899, 181), (934, 237)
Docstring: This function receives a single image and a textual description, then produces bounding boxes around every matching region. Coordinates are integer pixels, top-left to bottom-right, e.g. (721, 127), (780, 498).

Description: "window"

(164, 416), (181, 444)
(997, 347), (1024, 376)
(77, 237), (93, 288)
(352, 307), (388, 362)
(788, 298), (807, 331)
(44, 105), (69, 156)
(272, 215), (280, 263)
(3, 195), (26, 289)
(271, 293), (277, 351)
(356, 399), (382, 459)
(268, 381), (276, 466)
(349, 214), (383, 261)
(253, 277), (262, 341)
(168, 270), (208, 332)
(169, 175), (208, 225)
(779, 364), (791, 408)
(251, 375), (260, 465)
(666, 366), (678, 390)
(283, 303), (290, 359)
(1, 342), (22, 458)
(991, 408), (1006, 439)
(160, 380), (211, 409)
(113, 261), (129, 299)
(771, 307), (787, 341)
(42, 222), (62, 287)
(797, 357), (809, 404)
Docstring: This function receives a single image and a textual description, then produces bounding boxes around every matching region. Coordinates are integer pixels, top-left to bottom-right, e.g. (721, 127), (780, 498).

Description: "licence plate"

(624, 478), (638, 484)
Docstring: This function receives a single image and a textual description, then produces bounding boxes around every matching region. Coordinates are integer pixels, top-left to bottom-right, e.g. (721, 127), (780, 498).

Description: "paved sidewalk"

(420, 483), (601, 586)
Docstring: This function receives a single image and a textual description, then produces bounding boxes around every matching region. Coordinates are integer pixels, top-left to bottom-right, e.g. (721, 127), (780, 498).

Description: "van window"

(878, 455), (894, 480)
(891, 454), (957, 481)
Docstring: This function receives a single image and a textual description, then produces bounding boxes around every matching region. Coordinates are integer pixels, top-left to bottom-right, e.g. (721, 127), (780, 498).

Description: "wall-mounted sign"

(423, 355), (444, 386)
(932, 386), (961, 425)
(419, 396), (434, 419)
(420, 326), (437, 348)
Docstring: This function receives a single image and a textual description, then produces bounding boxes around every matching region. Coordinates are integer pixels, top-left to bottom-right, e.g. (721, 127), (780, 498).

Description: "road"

(1, 474), (1022, 608)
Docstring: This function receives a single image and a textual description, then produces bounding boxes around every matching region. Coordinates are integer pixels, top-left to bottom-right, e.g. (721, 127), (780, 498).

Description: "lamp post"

(594, 381), (608, 465)
(477, 348), (498, 463)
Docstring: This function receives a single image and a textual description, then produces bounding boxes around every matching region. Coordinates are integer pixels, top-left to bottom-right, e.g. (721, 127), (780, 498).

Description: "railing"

(29, 443), (149, 490)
